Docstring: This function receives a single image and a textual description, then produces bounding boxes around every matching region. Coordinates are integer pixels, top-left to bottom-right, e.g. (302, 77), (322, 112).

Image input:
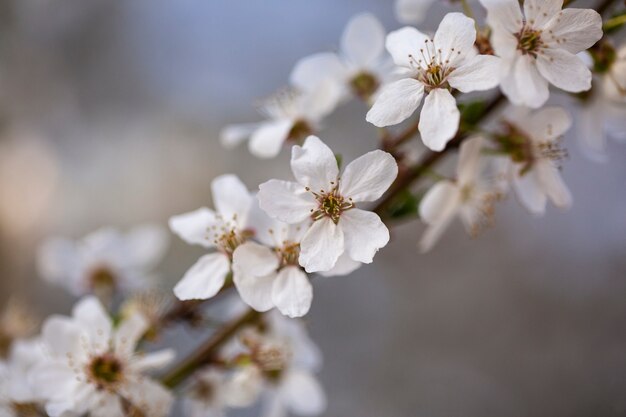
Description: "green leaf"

(386, 189), (419, 220)
(458, 100), (487, 132)
(334, 153), (343, 170)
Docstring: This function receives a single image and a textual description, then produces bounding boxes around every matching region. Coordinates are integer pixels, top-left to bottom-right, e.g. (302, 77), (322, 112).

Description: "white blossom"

(181, 368), (230, 417)
(480, 0), (602, 108)
(290, 12), (394, 103)
(37, 225), (169, 298)
(395, 0), (436, 24)
(0, 339), (46, 416)
(419, 136), (502, 252)
(257, 136), (397, 273)
(220, 82), (340, 159)
(496, 107), (573, 215)
(366, 13), (501, 151)
(30, 296), (175, 417)
(169, 174), (255, 301)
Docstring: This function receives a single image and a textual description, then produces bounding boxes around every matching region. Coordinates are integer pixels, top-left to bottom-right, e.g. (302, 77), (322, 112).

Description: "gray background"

(0, 1), (625, 416)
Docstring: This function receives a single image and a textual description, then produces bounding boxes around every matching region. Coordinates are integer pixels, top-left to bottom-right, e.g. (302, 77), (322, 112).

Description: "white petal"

(448, 55), (502, 93)
(340, 209), (389, 264)
(290, 136), (339, 191)
(257, 180), (317, 224)
(318, 253), (362, 277)
(72, 296), (112, 345)
(535, 160), (572, 210)
(271, 266), (312, 318)
(290, 52), (347, 92)
(512, 169), (548, 215)
(123, 378), (173, 417)
(114, 312), (148, 357)
(456, 136), (485, 185)
(418, 181), (461, 252)
(418, 88), (460, 151)
(224, 367), (263, 407)
(248, 120), (293, 159)
(299, 218), (344, 273)
(211, 174), (253, 224)
(173, 253), (230, 301)
(233, 262), (276, 313)
(524, 0), (562, 29)
(297, 79), (341, 119)
(125, 224), (169, 269)
(341, 12), (386, 67)
(545, 9), (602, 54)
(527, 107), (572, 142)
(37, 237), (79, 287)
(169, 208), (217, 248)
(232, 242), (280, 276)
(41, 316), (83, 358)
(503, 54), (549, 108)
(91, 395), (124, 417)
(395, 0), (435, 24)
(282, 370), (327, 416)
(29, 362), (77, 400)
(385, 26), (430, 68)
(536, 48), (592, 93)
(366, 78), (424, 127)
(433, 13), (477, 65)
(132, 349), (176, 372)
(220, 123), (260, 149)
(339, 150), (398, 202)
(480, 0), (523, 32)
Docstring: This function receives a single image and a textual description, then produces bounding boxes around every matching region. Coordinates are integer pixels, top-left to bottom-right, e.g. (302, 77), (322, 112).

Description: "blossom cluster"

(3, 0), (624, 416)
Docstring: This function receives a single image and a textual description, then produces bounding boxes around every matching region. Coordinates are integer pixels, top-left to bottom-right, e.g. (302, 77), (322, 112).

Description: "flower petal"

(535, 160), (572, 210)
(341, 12), (386, 67)
(299, 218), (344, 273)
(232, 242), (280, 277)
(233, 270), (276, 312)
(29, 362), (78, 400)
(318, 252), (362, 277)
(173, 253), (230, 301)
(282, 370), (327, 416)
(169, 207), (217, 248)
(290, 136), (339, 191)
(340, 209), (389, 264)
(290, 52), (347, 93)
(125, 224), (169, 269)
(248, 120), (293, 159)
(385, 26), (430, 68)
(272, 266), (313, 318)
(366, 78), (424, 127)
(526, 107), (572, 142)
(37, 237), (80, 287)
(211, 174), (253, 224)
(456, 136), (485, 185)
(131, 349), (176, 372)
(480, 0), (524, 33)
(433, 13), (477, 65)
(418, 181), (461, 252)
(448, 55), (502, 93)
(297, 79), (341, 119)
(40, 316), (83, 358)
(339, 150), (398, 202)
(122, 378), (173, 417)
(502, 54), (549, 108)
(418, 88), (460, 151)
(544, 9), (602, 54)
(114, 312), (148, 358)
(220, 123), (260, 149)
(257, 180), (317, 224)
(395, 0), (434, 24)
(524, 0), (562, 29)
(512, 169), (548, 215)
(536, 48), (592, 93)
(72, 296), (112, 346)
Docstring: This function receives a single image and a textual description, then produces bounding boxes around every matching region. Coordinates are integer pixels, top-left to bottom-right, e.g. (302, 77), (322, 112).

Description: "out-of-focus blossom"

(220, 82), (340, 159)
(576, 45), (626, 161)
(258, 136), (397, 273)
(0, 298), (38, 359)
(395, 0), (436, 24)
(419, 136), (503, 252)
(366, 13), (501, 151)
(30, 296), (175, 417)
(181, 368), (229, 417)
(290, 12), (394, 103)
(480, 0), (602, 108)
(494, 107), (573, 215)
(38, 225), (169, 299)
(169, 174), (254, 300)
(0, 339), (46, 416)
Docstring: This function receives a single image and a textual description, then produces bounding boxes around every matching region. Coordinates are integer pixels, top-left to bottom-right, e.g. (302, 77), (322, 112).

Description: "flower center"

(275, 241), (300, 267)
(190, 379), (216, 403)
(287, 119), (313, 143)
(11, 403), (40, 417)
(516, 27), (543, 57)
(89, 266), (117, 292)
(408, 39), (459, 90)
(208, 217), (254, 258)
(307, 184), (354, 224)
(349, 71), (379, 100)
(87, 353), (124, 390)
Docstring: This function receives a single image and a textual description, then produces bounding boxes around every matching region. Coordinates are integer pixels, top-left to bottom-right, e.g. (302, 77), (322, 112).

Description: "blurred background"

(0, 1), (625, 416)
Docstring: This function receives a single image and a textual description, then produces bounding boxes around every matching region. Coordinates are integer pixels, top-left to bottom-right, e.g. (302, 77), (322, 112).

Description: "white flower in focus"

(257, 136), (397, 273)
(0, 339), (46, 416)
(169, 174), (254, 301)
(366, 13), (502, 151)
(220, 82), (340, 159)
(290, 12), (394, 102)
(37, 225), (169, 298)
(496, 107), (573, 215)
(419, 136), (502, 252)
(30, 296), (175, 417)
(480, 0), (602, 108)
(576, 45), (626, 161)
(232, 215), (361, 318)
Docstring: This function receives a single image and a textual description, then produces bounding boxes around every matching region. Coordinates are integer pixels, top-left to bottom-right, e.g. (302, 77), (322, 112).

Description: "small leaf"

(335, 153), (343, 170)
(386, 189), (419, 220)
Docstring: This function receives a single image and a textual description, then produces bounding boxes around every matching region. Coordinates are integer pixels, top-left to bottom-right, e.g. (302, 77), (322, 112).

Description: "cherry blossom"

(366, 13), (502, 151)
(37, 225), (169, 299)
(480, 0), (602, 108)
(169, 174), (254, 301)
(257, 136), (397, 273)
(0, 339), (45, 417)
(30, 296), (175, 417)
